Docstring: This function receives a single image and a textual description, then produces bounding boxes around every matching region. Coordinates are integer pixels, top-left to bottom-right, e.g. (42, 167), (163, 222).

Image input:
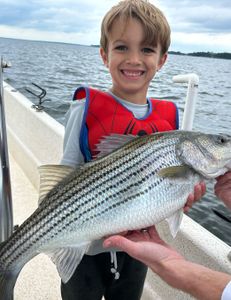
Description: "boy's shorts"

(61, 252), (148, 300)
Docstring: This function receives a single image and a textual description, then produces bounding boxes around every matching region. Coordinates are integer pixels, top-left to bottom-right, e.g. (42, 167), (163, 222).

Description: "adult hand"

(214, 171), (231, 210)
(103, 226), (183, 274)
(184, 181), (206, 212)
(103, 226), (231, 300)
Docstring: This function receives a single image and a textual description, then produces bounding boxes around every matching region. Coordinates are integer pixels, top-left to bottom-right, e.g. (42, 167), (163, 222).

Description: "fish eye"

(217, 135), (227, 144)
(220, 138), (225, 143)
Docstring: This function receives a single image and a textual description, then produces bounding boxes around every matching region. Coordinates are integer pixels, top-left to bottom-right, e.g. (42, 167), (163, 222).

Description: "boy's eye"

(142, 47), (155, 54)
(115, 45), (127, 51)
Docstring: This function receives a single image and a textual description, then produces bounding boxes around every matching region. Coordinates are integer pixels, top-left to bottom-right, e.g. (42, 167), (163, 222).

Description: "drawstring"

(110, 251), (120, 280)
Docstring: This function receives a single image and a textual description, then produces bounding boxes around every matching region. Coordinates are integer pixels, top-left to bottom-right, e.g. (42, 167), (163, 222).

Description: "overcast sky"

(0, 0), (230, 53)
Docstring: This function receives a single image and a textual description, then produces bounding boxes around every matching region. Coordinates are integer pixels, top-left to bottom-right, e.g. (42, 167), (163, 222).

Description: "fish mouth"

(202, 159), (231, 179)
(225, 160), (231, 169)
(204, 168), (228, 179)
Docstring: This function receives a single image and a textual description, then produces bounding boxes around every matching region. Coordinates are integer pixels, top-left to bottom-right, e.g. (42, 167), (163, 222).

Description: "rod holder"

(173, 73), (199, 131)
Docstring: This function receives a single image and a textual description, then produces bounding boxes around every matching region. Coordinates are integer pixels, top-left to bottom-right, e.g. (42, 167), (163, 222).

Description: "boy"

(60, 1), (205, 299)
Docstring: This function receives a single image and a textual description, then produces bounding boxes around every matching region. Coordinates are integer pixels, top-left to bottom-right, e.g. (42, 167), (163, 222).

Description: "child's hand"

(214, 171), (231, 209)
(184, 182), (206, 212)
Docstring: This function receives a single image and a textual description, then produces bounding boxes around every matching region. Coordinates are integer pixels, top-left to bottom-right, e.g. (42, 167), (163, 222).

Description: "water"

(1, 37), (231, 245)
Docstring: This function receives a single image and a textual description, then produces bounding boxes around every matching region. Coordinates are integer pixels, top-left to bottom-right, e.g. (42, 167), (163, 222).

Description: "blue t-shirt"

(222, 281), (231, 300)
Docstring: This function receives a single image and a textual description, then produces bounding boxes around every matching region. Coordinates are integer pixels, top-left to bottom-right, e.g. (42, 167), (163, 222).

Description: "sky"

(0, 0), (230, 53)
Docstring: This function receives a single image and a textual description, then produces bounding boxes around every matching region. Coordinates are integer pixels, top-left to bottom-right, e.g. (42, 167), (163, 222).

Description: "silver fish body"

(0, 130), (231, 299)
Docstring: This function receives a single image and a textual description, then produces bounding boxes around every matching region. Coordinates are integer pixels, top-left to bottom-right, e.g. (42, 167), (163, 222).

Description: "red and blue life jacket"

(73, 86), (179, 162)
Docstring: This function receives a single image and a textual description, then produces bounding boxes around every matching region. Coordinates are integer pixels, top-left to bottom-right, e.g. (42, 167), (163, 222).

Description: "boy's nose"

(125, 51), (141, 65)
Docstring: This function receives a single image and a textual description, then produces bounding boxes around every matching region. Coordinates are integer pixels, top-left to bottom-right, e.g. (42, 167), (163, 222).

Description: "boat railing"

(0, 57), (13, 243)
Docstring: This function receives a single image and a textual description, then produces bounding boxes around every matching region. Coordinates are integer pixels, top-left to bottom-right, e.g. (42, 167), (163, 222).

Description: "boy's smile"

(100, 17), (167, 104)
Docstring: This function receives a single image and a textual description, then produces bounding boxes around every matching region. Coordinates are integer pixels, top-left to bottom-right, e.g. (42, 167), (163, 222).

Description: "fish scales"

(1, 134), (178, 267)
(1, 130), (231, 300)
(0, 137), (186, 260)
(0, 135), (184, 264)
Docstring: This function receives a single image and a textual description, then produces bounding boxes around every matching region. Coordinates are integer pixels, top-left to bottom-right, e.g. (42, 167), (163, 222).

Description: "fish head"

(177, 132), (231, 179)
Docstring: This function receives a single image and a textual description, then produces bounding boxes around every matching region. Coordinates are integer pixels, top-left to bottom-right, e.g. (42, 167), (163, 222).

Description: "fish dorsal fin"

(158, 165), (192, 178)
(166, 209), (184, 238)
(95, 134), (137, 158)
(48, 243), (90, 283)
(38, 164), (75, 204)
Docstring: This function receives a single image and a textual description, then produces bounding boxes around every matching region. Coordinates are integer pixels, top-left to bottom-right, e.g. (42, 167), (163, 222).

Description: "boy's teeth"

(123, 70), (143, 76)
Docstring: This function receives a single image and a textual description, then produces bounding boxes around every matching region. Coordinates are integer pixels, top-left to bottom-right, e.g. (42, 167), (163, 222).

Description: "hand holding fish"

(184, 181), (206, 212)
(104, 226), (184, 270)
(103, 226), (231, 300)
(214, 171), (231, 209)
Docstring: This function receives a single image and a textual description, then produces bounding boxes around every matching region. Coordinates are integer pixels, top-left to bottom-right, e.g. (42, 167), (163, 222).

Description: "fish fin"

(38, 164), (75, 204)
(0, 240), (22, 300)
(166, 209), (183, 238)
(158, 165), (191, 178)
(48, 243), (90, 283)
(0, 268), (21, 300)
(95, 134), (137, 158)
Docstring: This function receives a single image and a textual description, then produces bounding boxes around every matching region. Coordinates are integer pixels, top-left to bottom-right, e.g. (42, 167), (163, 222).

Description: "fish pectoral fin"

(158, 165), (191, 178)
(38, 164), (75, 204)
(166, 209), (183, 238)
(95, 134), (137, 158)
(47, 243), (91, 284)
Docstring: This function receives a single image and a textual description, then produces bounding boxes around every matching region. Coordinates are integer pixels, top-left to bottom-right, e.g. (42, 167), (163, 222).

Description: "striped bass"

(1, 130), (231, 299)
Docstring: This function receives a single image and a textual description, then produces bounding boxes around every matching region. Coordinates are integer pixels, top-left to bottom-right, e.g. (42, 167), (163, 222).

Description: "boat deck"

(10, 154), (62, 300)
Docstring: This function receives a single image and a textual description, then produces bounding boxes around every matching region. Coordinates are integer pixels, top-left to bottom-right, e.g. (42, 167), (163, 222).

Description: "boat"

(1, 61), (231, 299)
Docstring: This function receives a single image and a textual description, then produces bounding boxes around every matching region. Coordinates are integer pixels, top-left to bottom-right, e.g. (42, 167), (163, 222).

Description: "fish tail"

(0, 268), (19, 300)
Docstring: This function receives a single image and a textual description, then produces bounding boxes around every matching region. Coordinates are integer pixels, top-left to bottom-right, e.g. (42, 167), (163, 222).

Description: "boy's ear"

(157, 52), (168, 71)
(100, 47), (109, 67)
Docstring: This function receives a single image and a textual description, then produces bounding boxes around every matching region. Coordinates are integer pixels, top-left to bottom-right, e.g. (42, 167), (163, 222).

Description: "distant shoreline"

(168, 51), (231, 60)
(0, 37), (230, 60)
(91, 44), (231, 60)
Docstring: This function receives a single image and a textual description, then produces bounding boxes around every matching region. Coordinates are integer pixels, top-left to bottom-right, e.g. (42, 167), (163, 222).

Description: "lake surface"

(1, 37), (231, 245)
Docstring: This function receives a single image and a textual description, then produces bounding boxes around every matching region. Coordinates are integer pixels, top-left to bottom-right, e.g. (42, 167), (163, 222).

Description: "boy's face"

(100, 17), (167, 104)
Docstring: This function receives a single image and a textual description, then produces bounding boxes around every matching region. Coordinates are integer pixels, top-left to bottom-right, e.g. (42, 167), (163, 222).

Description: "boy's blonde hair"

(100, 0), (171, 55)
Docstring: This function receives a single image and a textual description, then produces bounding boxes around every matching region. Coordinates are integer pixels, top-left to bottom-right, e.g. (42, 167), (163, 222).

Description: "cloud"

(0, 24), (99, 45)
(170, 6), (230, 33)
(151, 0), (231, 52)
(0, 0), (103, 31)
(156, 0), (231, 34)
(0, 0), (111, 46)
(171, 31), (231, 53)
